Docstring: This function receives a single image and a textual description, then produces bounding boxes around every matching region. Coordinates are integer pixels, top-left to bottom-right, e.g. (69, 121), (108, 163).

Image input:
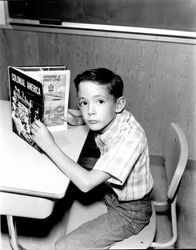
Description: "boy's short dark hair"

(74, 68), (124, 99)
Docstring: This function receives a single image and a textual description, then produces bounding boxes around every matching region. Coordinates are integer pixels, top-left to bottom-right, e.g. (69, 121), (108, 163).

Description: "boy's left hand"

(31, 120), (55, 152)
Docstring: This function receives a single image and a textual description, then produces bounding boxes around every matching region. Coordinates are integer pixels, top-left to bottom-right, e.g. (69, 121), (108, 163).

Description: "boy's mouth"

(88, 120), (98, 124)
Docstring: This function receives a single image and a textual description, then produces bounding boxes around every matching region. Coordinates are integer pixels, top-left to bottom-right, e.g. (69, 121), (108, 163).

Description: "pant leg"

(55, 190), (152, 250)
(55, 210), (135, 250)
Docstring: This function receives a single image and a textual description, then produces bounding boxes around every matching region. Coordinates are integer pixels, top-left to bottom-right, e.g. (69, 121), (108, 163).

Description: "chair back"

(163, 122), (188, 200)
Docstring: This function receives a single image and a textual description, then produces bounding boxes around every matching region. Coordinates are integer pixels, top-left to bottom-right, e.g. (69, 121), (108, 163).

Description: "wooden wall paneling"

(177, 162), (196, 248)
(4, 30), (39, 66)
(0, 29), (10, 100)
(38, 32), (65, 65)
(0, 29), (39, 100)
(0, 29), (195, 160)
(163, 45), (196, 159)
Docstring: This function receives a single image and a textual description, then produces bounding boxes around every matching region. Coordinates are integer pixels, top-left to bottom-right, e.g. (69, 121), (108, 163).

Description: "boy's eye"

(98, 99), (105, 104)
(78, 101), (87, 107)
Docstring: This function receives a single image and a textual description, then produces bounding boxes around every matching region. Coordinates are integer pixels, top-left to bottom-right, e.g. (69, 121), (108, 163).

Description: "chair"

(65, 122), (188, 249)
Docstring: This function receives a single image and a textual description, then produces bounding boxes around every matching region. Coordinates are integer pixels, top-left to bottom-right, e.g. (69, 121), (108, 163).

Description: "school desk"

(0, 100), (89, 250)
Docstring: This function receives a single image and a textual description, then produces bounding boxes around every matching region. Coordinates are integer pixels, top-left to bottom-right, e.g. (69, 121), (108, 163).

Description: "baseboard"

(186, 159), (196, 171)
(150, 154), (196, 171)
(150, 155), (164, 166)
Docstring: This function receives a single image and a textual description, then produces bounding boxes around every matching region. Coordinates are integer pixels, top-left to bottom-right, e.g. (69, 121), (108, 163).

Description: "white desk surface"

(0, 100), (89, 199)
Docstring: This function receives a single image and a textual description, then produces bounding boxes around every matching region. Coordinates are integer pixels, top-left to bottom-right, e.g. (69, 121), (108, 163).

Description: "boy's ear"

(115, 96), (126, 113)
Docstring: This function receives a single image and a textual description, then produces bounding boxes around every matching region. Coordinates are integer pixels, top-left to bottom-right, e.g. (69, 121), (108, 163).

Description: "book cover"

(8, 65), (70, 152)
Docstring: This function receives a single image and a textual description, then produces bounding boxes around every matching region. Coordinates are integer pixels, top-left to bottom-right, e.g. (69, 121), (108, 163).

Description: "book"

(8, 65), (70, 152)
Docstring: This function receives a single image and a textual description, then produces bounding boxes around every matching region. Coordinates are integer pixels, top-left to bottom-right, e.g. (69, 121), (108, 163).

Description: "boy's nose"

(88, 104), (95, 115)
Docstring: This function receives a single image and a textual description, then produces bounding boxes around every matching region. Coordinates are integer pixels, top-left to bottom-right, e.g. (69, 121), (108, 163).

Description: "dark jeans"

(55, 187), (152, 250)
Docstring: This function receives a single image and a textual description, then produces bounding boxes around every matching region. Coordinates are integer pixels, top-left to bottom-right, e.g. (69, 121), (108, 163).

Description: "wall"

(0, 28), (195, 161)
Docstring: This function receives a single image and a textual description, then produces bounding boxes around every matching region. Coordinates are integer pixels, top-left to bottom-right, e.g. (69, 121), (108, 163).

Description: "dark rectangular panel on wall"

(8, 0), (196, 32)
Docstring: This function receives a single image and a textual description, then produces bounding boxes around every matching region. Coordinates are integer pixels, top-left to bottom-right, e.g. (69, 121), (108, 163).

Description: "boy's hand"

(31, 120), (55, 152)
(61, 110), (84, 126)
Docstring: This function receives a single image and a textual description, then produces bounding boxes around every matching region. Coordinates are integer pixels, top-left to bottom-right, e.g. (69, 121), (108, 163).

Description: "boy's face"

(77, 81), (117, 133)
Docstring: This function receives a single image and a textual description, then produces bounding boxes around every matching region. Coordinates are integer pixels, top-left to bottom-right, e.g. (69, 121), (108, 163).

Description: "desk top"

(0, 100), (88, 199)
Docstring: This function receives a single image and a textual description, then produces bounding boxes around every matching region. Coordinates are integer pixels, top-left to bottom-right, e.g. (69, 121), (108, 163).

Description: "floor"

(1, 133), (195, 249)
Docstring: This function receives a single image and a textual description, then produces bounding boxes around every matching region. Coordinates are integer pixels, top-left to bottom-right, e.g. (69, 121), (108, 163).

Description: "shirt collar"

(95, 110), (127, 146)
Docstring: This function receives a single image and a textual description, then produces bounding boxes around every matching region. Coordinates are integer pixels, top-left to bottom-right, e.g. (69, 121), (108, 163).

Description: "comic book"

(8, 65), (70, 152)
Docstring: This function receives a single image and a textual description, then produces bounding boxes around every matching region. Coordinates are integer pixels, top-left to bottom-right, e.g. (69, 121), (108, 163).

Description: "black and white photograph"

(0, 1), (195, 250)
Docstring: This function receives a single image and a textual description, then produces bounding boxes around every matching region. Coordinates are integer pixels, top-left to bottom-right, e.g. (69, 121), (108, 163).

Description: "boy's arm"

(31, 120), (110, 193)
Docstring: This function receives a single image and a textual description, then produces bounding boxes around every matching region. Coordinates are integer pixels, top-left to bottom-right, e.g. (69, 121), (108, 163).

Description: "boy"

(31, 68), (154, 250)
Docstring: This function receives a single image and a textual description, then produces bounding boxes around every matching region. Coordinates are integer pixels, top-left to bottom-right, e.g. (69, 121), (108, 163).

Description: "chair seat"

(66, 199), (156, 249)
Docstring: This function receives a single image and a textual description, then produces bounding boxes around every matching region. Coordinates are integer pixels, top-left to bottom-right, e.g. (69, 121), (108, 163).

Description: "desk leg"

(6, 215), (26, 250)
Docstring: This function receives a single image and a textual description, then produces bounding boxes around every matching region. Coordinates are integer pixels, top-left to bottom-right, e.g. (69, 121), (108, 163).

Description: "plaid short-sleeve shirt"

(93, 110), (153, 201)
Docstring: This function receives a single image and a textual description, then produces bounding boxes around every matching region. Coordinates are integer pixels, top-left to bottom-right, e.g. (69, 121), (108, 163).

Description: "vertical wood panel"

(177, 162), (196, 247)
(4, 30), (39, 65)
(0, 29), (39, 99)
(0, 29), (10, 100)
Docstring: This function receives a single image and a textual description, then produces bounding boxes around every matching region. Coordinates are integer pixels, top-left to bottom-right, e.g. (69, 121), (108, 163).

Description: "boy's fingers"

(34, 119), (45, 128)
(31, 120), (43, 133)
(60, 115), (76, 126)
(60, 116), (67, 122)
(68, 110), (77, 116)
(31, 123), (39, 133)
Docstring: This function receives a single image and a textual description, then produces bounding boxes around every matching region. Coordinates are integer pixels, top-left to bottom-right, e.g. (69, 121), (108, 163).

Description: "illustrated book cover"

(8, 65), (70, 152)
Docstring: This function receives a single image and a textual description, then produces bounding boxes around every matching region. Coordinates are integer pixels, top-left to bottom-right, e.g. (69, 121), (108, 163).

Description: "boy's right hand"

(31, 120), (55, 153)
